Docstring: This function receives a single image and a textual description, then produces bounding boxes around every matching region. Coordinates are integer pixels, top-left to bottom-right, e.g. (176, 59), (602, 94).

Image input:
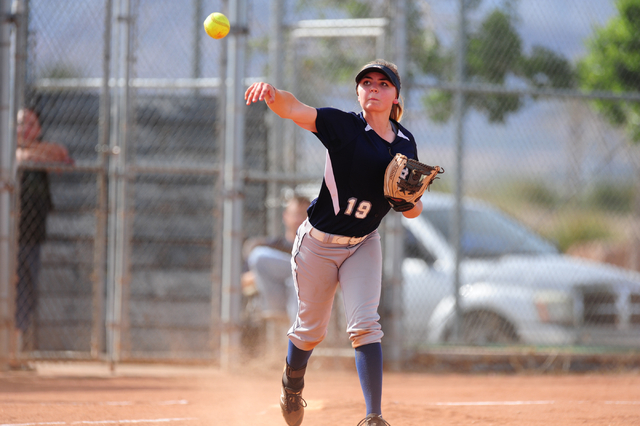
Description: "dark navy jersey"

(307, 107), (419, 237)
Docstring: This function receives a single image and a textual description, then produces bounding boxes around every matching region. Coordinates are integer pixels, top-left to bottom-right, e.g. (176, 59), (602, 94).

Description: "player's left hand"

(383, 153), (443, 212)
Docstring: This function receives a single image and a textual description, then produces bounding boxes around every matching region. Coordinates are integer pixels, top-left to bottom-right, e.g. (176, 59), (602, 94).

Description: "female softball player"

(245, 59), (422, 426)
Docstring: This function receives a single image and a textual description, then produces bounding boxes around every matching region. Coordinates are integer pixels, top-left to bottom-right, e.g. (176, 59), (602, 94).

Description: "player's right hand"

(245, 82), (276, 105)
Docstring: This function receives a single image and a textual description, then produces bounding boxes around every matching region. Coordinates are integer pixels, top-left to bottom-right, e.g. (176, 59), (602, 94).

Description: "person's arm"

(16, 141), (73, 165)
(245, 82), (317, 132)
(402, 199), (423, 219)
(241, 270), (257, 296)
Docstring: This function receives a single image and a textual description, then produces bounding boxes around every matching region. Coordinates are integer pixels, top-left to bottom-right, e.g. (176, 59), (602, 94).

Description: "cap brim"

(355, 64), (401, 93)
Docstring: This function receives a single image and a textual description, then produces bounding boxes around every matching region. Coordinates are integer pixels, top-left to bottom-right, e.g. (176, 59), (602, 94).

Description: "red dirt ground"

(1, 361), (639, 426)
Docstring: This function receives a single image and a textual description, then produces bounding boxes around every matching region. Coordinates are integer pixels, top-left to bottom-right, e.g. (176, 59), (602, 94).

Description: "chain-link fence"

(2, 0), (639, 370)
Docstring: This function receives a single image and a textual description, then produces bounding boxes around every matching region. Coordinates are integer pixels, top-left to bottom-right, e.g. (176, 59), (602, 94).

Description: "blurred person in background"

(14, 107), (73, 354)
(242, 194), (311, 323)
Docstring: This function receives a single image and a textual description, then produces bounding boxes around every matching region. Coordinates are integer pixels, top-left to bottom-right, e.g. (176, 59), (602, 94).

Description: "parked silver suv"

(401, 192), (640, 348)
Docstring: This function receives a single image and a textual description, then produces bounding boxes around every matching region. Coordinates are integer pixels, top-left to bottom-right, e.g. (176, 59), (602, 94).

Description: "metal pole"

(0, 0), (15, 370)
(283, 32), (296, 175)
(381, 0), (406, 372)
(12, 0), (26, 116)
(209, 0), (228, 360)
(105, 0), (119, 369)
(117, 0), (135, 362)
(451, 0), (466, 342)
(266, 0), (284, 236)
(106, 0), (132, 369)
(192, 0), (203, 97)
(220, 0), (247, 370)
(91, 0), (112, 359)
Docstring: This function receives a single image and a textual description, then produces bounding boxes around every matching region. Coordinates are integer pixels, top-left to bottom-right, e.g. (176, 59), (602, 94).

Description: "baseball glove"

(384, 153), (443, 212)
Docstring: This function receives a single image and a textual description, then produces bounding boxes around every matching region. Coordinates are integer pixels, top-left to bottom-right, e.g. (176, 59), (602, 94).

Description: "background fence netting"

(2, 0), (640, 369)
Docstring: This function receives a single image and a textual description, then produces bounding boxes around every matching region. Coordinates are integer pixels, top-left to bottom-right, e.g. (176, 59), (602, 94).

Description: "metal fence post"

(220, 0), (247, 370)
(266, 0), (284, 236)
(0, 0), (15, 370)
(106, 0), (133, 369)
(451, 0), (467, 342)
(381, 0), (407, 372)
(12, 0), (26, 120)
(91, 0), (112, 360)
(209, 0), (228, 362)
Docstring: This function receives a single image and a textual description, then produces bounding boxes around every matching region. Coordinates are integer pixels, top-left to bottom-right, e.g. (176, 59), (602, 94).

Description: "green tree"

(578, 0), (640, 142)
(38, 62), (82, 79)
(424, 7), (575, 123)
(578, 0), (640, 268)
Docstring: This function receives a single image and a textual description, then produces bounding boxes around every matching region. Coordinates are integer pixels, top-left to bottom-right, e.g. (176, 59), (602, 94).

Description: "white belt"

(309, 226), (367, 245)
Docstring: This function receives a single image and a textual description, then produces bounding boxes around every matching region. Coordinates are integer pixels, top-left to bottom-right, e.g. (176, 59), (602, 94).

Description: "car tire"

(460, 311), (519, 345)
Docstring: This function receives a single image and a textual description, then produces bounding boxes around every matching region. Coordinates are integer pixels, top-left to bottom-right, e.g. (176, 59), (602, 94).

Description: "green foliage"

(477, 179), (633, 253)
(494, 179), (635, 214)
(428, 172), (452, 194)
(421, 6), (574, 124)
(578, 0), (640, 143)
(470, 92), (522, 123)
(520, 46), (576, 89)
(423, 91), (453, 122)
(464, 10), (525, 122)
(510, 180), (558, 208)
(469, 10), (522, 84)
(407, 2), (443, 79)
(481, 179), (558, 212)
(38, 62), (82, 79)
(545, 213), (613, 252)
(587, 181), (635, 213)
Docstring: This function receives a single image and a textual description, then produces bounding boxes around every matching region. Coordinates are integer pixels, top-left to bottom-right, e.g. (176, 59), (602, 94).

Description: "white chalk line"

(402, 400), (640, 407)
(432, 400), (555, 406)
(290, 399), (640, 408)
(0, 400), (189, 407)
(1, 418), (197, 426)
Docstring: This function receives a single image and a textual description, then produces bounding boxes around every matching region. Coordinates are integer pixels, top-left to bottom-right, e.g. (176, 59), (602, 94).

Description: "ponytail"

(390, 95), (404, 122)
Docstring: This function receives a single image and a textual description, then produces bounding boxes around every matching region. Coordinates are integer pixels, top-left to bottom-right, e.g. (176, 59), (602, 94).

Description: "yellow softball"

(204, 12), (230, 39)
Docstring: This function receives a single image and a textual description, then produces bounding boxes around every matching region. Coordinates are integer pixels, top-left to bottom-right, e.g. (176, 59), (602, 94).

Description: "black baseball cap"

(355, 63), (401, 94)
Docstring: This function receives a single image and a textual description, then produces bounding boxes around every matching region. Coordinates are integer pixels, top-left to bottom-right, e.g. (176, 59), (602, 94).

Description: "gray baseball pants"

(287, 219), (384, 351)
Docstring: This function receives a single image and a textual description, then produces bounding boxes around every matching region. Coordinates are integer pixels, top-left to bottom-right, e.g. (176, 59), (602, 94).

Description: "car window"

(424, 207), (557, 258)
(405, 228), (437, 265)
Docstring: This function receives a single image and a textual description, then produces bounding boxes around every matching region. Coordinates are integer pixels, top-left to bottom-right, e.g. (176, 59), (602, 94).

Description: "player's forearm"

(17, 143), (72, 164)
(269, 89), (316, 128)
(245, 82), (317, 131)
(266, 88), (294, 117)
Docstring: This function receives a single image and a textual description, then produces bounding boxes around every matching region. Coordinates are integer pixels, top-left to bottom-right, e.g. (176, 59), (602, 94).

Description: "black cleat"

(356, 413), (391, 426)
(280, 382), (306, 426)
(279, 360), (307, 426)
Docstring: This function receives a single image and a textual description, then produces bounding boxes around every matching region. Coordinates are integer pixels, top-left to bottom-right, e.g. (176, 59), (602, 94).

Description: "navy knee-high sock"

(287, 340), (313, 370)
(285, 340), (313, 390)
(355, 342), (383, 416)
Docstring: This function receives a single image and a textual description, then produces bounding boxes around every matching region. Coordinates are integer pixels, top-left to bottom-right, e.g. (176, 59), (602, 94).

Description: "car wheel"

(461, 311), (519, 345)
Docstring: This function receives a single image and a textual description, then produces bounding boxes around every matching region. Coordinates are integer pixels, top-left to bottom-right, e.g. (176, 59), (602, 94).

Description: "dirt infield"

(1, 361), (639, 426)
